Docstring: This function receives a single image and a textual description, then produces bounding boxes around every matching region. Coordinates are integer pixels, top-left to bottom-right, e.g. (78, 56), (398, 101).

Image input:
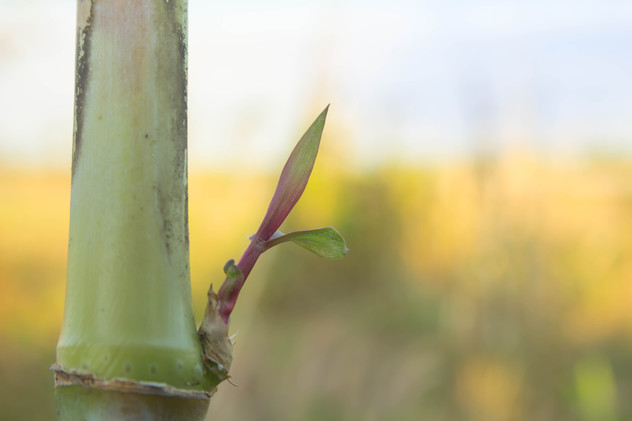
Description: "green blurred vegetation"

(1, 156), (632, 420)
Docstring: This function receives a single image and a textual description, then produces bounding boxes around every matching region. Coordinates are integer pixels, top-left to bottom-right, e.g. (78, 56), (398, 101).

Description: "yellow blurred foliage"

(456, 357), (523, 421)
(1, 156), (632, 420)
(0, 169), (68, 346)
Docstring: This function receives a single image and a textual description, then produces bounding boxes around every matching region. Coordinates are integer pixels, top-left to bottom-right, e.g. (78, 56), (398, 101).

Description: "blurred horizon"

(1, 0), (632, 170)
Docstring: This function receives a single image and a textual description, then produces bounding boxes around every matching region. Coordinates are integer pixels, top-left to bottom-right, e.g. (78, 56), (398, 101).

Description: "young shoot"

(198, 105), (348, 381)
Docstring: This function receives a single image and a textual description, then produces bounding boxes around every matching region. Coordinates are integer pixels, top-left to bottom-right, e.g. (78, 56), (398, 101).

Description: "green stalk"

(54, 0), (217, 418)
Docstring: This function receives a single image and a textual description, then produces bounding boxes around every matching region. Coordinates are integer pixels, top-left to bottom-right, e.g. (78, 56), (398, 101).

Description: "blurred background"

(2, 0), (632, 420)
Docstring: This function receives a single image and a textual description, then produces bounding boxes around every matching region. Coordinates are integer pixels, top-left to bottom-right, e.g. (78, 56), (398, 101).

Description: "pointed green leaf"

(262, 227), (349, 259)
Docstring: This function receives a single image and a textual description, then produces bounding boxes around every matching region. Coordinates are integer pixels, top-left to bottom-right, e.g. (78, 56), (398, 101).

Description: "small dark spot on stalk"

(194, 363), (204, 376)
(71, 6), (94, 179)
(124, 362), (133, 374)
(145, 133), (148, 139)
(149, 364), (157, 375)
(184, 189), (189, 245)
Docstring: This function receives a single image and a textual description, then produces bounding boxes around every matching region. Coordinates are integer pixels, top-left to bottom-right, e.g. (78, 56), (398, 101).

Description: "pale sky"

(1, 0), (632, 169)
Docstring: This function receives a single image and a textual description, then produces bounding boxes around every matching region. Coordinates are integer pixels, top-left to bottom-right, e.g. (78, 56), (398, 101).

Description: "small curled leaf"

(223, 259), (242, 280)
(262, 227), (349, 259)
(218, 259), (244, 307)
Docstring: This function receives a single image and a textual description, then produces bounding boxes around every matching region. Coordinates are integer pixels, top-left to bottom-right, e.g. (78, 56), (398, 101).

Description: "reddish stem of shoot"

(217, 236), (263, 323)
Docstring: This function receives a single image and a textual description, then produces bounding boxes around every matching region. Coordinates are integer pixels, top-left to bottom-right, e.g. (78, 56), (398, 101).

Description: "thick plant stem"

(55, 387), (210, 421)
(55, 0), (217, 419)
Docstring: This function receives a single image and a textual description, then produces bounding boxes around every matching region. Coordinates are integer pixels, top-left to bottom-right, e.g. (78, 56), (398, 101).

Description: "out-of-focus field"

(1, 156), (632, 421)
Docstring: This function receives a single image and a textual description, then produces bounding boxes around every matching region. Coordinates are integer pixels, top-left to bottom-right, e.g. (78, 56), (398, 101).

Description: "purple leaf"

(254, 105), (329, 242)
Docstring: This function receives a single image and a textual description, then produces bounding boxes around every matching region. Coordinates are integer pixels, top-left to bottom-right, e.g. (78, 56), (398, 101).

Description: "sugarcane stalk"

(54, 1), (220, 419)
